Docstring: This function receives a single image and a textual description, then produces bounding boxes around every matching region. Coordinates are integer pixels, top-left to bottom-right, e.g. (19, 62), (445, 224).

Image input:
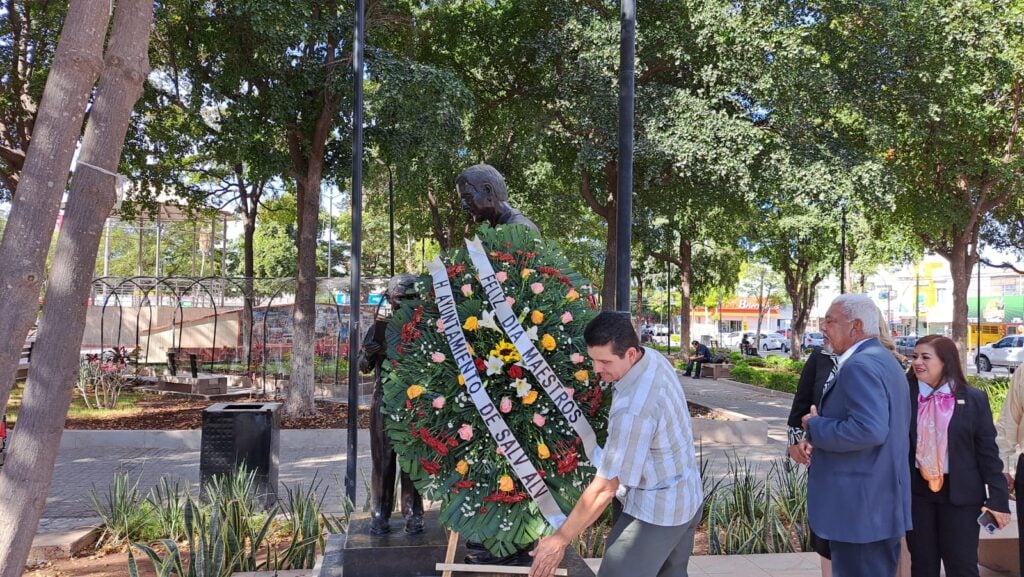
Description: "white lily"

(524, 325), (539, 341)
(479, 309), (500, 331)
(514, 378), (532, 398)
(484, 355), (506, 376)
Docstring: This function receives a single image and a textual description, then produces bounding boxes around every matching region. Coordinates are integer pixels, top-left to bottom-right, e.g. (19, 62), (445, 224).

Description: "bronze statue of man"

(457, 163), (540, 235)
(358, 274), (424, 535)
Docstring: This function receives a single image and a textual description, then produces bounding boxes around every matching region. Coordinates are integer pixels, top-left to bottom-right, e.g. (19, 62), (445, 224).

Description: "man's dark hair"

(584, 311), (641, 357)
(692, 340), (701, 347)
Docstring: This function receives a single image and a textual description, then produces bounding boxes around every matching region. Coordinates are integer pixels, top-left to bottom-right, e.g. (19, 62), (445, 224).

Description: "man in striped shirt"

(530, 311), (704, 577)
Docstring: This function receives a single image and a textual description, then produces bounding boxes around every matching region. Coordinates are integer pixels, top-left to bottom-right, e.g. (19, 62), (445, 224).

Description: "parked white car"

(802, 332), (824, 349)
(976, 336), (1023, 373)
(759, 333), (790, 352)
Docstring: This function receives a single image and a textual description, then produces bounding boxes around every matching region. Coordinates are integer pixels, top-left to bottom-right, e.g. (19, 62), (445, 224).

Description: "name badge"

(956, 399), (966, 405)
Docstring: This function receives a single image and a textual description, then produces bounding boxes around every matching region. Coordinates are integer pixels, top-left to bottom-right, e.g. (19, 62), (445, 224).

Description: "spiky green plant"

(90, 470), (160, 548)
(147, 476), (189, 542)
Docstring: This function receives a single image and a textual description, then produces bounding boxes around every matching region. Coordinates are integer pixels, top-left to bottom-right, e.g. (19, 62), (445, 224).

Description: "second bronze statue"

(358, 274), (424, 536)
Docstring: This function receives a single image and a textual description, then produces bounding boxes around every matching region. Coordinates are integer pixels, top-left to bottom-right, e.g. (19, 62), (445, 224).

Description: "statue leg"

(369, 381), (397, 535)
(400, 470), (424, 534)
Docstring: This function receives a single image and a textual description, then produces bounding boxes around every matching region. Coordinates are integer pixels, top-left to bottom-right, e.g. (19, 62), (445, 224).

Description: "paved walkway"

(27, 372), (1016, 576)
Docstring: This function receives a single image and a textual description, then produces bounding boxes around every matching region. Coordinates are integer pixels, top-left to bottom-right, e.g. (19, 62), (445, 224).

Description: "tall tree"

(817, 0), (1024, 359)
(0, 0), (152, 572)
(0, 1), (68, 199)
(0, 0), (111, 419)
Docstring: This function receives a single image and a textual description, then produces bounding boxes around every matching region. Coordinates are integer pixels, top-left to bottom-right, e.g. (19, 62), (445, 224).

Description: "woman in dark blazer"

(907, 335), (1010, 577)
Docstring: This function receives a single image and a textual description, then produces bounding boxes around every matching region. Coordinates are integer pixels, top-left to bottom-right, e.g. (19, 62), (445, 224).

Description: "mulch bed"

(61, 394), (371, 430)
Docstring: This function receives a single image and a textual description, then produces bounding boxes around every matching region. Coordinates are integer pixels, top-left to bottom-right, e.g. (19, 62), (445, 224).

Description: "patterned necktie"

(821, 353), (839, 395)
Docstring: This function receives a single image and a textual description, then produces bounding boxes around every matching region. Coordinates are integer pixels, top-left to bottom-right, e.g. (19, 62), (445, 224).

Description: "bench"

(15, 342), (33, 381)
(700, 363), (733, 380)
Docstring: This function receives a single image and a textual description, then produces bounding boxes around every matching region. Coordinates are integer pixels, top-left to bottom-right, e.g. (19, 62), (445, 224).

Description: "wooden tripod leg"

(441, 530), (460, 577)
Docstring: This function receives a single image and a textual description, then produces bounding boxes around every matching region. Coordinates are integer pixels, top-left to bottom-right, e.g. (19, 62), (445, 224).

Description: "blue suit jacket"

(806, 338), (913, 543)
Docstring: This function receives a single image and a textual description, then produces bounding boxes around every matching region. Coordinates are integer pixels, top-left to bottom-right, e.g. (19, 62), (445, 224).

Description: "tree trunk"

(242, 215), (256, 372)
(0, 1), (150, 573)
(678, 237), (692, 348)
(633, 270), (644, 319)
(946, 234), (976, 368)
(287, 174), (319, 417)
(0, 0), (110, 416)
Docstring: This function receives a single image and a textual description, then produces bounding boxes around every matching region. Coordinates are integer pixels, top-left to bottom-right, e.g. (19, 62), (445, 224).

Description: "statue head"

(457, 164), (509, 225)
(386, 274), (417, 310)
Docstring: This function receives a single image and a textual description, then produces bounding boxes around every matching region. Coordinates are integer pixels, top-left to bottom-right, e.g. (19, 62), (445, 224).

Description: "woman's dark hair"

(914, 335), (969, 389)
(584, 311), (640, 357)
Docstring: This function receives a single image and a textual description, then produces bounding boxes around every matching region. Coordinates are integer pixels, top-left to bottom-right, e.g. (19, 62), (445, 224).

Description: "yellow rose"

(456, 460), (469, 475)
(521, 268), (534, 279)
(463, 316), (479, 331)
(406, 385), (425, 399)
(540, 334), (557, 351)
(458, 374), (466, 386)
(574, 369), (589, 382)
(467, 343), (475, 356)
(531, 310), (544, 325)
(522, 390), (539, 405)
(498, 475), (514, 492)
(538, 443), (551, 460)
(566, 288), (579, 302)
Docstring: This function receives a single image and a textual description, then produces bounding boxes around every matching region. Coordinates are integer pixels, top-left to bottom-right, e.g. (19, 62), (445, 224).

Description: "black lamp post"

(615, 0), (635, 313)
(345, 0), (365, 505)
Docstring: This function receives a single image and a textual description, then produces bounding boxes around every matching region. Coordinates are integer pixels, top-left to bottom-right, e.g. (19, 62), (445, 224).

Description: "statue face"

(459, 180), (500, 223)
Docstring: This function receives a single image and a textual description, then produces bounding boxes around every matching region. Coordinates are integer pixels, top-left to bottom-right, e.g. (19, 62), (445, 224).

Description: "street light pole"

(615, 0), (635, 313)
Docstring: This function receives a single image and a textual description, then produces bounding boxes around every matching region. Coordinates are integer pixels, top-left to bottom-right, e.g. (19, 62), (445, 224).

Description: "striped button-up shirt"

(596, 347), (703, 526)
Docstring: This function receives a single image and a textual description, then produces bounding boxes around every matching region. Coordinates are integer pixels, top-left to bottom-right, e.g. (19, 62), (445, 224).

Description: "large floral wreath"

(381, 225), (612, 556)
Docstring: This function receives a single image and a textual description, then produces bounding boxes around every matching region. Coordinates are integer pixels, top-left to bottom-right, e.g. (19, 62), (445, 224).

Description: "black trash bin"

(200, 402), (281, 506)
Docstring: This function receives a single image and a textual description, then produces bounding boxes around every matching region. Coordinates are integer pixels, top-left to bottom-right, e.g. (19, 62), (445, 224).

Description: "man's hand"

(529, 533), (568, 577)
(1005, 472), (1015, 495)
(801, 405), (819, 431)
(788, 439), (813, 465)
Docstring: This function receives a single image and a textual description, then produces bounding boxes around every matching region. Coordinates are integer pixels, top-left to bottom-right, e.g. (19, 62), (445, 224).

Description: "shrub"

(969, 375), (1011, 418)
(763, 372), (799, 393)
(90, 470), (161, 548)
(729, 364), (763, 385)
(77, 346), (139, 409)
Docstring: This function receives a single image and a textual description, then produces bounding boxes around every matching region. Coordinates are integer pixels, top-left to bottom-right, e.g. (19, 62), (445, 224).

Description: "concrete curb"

(690, 405), (770, 446)
(28, 526), (100, 562)
(57, 429), (352, 450)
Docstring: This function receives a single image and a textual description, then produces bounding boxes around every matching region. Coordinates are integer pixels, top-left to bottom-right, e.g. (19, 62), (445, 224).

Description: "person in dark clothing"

(682, 340), (711, 379)
(787, 345), (837, 561)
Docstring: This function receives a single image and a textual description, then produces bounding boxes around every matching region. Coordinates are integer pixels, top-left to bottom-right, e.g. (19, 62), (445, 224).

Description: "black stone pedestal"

(323, 510), (448, 577)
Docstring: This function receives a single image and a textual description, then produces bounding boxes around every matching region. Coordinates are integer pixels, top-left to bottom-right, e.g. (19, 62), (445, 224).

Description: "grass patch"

(6, 384), (146, 426)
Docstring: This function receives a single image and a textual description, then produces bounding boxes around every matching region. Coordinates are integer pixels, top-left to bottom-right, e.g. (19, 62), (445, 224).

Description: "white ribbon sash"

(465, 237), (603, 465)
(428, 257), (566, 528)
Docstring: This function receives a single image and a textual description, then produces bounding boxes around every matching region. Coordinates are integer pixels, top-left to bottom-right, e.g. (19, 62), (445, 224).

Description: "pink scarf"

(916, 386), (955, 492)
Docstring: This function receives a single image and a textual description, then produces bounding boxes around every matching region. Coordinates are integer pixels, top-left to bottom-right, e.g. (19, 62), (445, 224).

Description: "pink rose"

(530, 282), (544, 295)
(533, 413), (546, 427)
(458, 424), (473, 441)
(432, 396), (446, 409)
(461, 284), (473, 297)
(566, 387), (575, 399)
(496, 271), (508, 282)
(561, 311), (573, 324)
(431, 351), (446, 363)
(506, 296), (515, 306)
(436, 318), (445, 332)
(496, 446), (505, 455)
(570, 353), (585, 365)
(499, 397), (513, 413)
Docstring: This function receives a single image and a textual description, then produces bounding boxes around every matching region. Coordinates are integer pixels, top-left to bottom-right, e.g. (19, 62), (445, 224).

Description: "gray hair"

(831, 294), (881, 338)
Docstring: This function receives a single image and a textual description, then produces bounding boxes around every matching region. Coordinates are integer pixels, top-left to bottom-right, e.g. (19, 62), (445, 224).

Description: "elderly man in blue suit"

(802, 294), (912, 577)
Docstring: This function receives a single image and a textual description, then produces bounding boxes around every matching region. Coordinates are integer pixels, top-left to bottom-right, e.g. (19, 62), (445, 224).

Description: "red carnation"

(508, 365), (523, 379)
(419, 458), (441, 475)
(474, 357), (487, 372)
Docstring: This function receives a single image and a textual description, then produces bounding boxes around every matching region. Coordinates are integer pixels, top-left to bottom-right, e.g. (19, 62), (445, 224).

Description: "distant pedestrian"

(682, 340), (711, 379)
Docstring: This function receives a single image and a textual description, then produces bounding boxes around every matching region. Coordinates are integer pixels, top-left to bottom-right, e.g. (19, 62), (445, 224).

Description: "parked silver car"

(802, 332), (824, 349)
(976, 336), (1023, 373)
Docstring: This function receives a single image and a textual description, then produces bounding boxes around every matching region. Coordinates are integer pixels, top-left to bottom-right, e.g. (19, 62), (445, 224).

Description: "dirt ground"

(60, 394), (371, 430)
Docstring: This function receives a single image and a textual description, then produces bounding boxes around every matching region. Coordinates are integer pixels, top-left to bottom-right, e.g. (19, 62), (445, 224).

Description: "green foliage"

(729, 360), (800, 393)
(968, 375), (1012, 419)
(146, 477), (190, 543)
(90, 471), (161, 548)
(270, 476), (332, 570)
(704, 457), (810, 554)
